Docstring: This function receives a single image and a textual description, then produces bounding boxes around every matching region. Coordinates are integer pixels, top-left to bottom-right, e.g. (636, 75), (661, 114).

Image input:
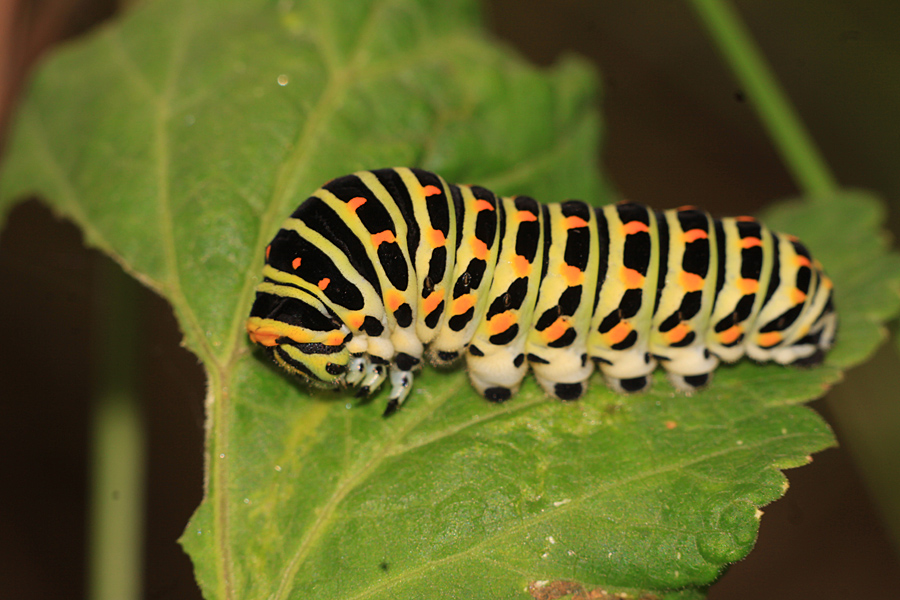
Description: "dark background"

(1, 1), (898, 598)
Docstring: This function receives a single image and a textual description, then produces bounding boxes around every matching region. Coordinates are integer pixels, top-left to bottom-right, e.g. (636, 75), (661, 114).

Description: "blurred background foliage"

(0, 0), (897, 598)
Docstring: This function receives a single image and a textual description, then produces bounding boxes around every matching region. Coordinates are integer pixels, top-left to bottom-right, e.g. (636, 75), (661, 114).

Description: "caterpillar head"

(246, 292), (352, 387)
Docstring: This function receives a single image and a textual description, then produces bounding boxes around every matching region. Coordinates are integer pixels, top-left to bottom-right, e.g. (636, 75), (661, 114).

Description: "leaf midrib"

(270, 372), (462, 598)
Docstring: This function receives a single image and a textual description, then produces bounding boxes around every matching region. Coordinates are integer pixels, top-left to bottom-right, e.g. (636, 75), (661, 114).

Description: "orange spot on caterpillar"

(473, 199), (494, 212)
(265, 244), (271, 261)
(488, 311), (517, 336)
(345, 313), (365, 330)
(676, 205), (698, 212)
(666, 323), (690, 344)
(737, 278), (759, 295)
(560, 264), (584, 286)
(317, 278), (330, 290)
(325, 331), (344, 346)
(735, 216), (756, 222)
(620, 266), (645, 289)
(718, 324), (743, 345)
(247, 324), (280, 347)
(427, 228), (446, 248)
(680, 271), (705, 292)
(543, 318), (569, 343)
(564, 215), (589, 229)
(795, 255), (811, 267)
(452, 295), (475, 315)
(740, 236), (762, 249)
(513, 254), (531, 277)
(682, 228), (708, 243)
(248, 320), (317, 346)
(791, 288), (807, 304)
(470, 238), (488, 260)
(292, 257), (302, 270)
(347, 196), (366, 212)
(823, 276), (833, 290)
(758, 331), (782, 347)
(371, 230), (396, 247)
(385, 289), (405, 312)
(622, 221), (649, 235)
(518, 210), (538, 223)
(422, 185), (442, 197)
(423, 291), (443, 314)
(607, 321), (632, 345)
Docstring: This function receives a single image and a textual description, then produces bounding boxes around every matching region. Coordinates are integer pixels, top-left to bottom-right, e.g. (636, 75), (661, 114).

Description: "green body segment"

(246, 168), (837, 414)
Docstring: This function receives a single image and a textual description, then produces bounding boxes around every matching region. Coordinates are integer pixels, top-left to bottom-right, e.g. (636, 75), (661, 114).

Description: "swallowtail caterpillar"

(247, 168), (836, 415)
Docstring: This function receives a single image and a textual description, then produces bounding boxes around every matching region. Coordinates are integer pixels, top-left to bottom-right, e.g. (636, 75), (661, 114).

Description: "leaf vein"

(271, 376), (459, 599)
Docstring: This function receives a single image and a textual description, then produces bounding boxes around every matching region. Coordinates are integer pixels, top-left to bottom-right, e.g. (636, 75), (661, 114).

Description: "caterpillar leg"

(353, 358), (389, 398)
(529, 352), (595, 401)
(667, 372), (713, 392)
(466, 346), (527, 403)
(533, 374), (589, 401)
(594, 351), (657, 394)
(468, 373), (518, 403)
(604, 374), (653, 394)
(344, 354), (367, 386)
(382, 368), (414, 417)
(656, 345), (719, 393)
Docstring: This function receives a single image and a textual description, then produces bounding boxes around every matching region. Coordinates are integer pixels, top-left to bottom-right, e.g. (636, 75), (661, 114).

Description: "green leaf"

(1, 1), (898, 599)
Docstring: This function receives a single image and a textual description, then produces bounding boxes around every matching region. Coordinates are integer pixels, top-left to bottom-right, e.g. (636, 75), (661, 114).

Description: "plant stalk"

(688, 0), (838, 197)
(88, 259), (145, 600)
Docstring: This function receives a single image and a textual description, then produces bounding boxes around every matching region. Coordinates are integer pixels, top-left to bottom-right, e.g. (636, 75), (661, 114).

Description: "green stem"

(688, 0), (838, 197)
(88, 259), (144, 600)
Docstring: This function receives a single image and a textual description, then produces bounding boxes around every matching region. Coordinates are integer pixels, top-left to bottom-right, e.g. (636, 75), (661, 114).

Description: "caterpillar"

(247, 168), (837, 416)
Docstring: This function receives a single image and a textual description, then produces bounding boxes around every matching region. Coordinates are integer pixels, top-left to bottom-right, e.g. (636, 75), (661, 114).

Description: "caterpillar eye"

(247, 167), (836, 414)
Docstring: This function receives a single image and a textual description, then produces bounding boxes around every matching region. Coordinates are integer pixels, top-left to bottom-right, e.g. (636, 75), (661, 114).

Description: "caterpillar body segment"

(587, 202), (660, 393)
(247, 168), (837, 415)
(524, 201), (601, 401)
